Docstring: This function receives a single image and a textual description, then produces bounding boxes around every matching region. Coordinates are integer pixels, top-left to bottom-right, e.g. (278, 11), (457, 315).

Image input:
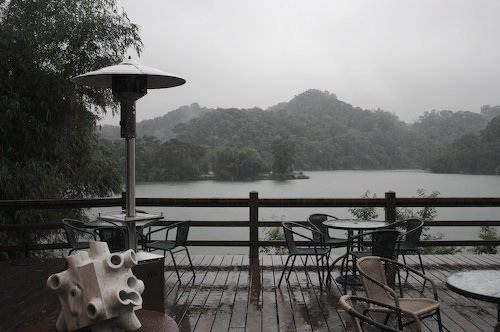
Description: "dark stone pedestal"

(132, 252), (165, 313)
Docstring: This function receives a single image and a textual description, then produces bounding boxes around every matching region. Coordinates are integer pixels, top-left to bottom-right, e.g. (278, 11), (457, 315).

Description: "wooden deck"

(1, 253), (499, 331)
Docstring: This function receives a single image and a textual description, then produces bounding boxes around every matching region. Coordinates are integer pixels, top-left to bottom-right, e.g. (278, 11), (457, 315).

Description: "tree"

(348, 191), (379, 220)
(271, 138), (295, 177)
(0, 0), (142, 256)
(155, 139), (206, 181)
(213, 146), (265, 180)
(471, 226), (499, 254)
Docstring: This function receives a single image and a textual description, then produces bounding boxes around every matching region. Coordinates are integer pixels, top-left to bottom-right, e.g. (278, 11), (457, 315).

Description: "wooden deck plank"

(245, 255), (264, 331)
(261, 255), (279, 332)
(193, 255), (233, 331)
(188, 255), (224, 331)
(229, 255), (249, 329)
(167, 255), (211, 326)
(287, 258), (314, 331)
(211, 255), (244, 332)
(176, 255), (218, 331)
(272, 255), (297, 332)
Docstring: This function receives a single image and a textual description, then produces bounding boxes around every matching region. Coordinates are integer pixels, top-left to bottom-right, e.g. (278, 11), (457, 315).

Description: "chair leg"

(325, 251), (332, 283)
(314, 255), (323, 291)
(278, 255), (292, 286)
(185, 248), (195, 282)
(339, 254), (352, 294)
(436, 308), (443, 332)
(417, 251), (426, 287)
(169, 251), (181, 282)
(400, 253), (412, 284)
(286, 256), (297, 283)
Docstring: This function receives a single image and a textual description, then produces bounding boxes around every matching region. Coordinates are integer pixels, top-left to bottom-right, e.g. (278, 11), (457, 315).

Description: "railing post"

(249, 191), (259, 257)
(385, 191), (396, 224)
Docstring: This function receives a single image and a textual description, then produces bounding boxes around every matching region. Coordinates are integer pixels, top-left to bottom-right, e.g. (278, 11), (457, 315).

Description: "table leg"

(496, 304), (500, 332)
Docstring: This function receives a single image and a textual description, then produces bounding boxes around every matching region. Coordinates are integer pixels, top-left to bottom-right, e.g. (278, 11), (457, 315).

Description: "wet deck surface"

(1, 253), (499, 331)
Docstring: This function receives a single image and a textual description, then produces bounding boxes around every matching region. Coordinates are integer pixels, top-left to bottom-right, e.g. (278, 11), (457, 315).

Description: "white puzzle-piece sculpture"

(47, 241), (144, 332)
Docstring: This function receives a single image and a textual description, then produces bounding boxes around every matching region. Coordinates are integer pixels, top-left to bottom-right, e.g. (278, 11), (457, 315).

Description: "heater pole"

(121, 98), (137, 251)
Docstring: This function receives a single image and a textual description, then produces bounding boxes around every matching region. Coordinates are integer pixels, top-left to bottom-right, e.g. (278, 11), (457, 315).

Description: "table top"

(322, 219), (388, 231)
(87, 214), (161, 229)
(446, 270), (500, 304)
(98, 212), (163, 222)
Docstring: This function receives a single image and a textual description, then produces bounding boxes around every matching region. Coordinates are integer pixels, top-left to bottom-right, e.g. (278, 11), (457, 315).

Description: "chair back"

(308, 213), (333, 236)
(339, 295), (405, 332)
(357, 256), (394, 304)
(94, 220), (127, 253)
(282, 221), (324, 255)
(371, 229), (400, 259)
(62, 218), (95, 247)
(400, 219), (424, 249)
(174, 220), (191, 247)
(282, 221), (299, 254)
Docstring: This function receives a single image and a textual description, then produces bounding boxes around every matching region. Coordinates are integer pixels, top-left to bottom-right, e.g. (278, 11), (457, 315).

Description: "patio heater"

(72, 58), (186, 251)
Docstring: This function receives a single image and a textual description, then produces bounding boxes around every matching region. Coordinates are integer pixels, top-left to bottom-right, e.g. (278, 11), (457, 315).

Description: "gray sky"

(101, 0), (500, 125)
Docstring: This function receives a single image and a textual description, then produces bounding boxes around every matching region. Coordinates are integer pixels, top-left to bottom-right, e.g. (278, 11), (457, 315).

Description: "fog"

(101, 0), (500, 125)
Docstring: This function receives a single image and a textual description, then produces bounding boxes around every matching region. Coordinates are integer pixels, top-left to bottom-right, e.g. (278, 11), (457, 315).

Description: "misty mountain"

(99, 89), (500, 177)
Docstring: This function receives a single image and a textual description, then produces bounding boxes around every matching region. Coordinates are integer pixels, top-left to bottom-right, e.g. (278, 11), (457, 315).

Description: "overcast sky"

(101, 0), (500, 125)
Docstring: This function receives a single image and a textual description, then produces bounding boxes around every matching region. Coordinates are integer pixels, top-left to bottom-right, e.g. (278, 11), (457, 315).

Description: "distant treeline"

(98, 90), (500, 181)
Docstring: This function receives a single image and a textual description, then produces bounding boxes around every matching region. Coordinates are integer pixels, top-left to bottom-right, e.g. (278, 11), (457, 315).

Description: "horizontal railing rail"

(1, 191), (500, 256)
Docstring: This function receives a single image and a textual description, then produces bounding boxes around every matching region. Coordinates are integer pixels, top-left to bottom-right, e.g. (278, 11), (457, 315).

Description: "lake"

(89, 170), (500, 254)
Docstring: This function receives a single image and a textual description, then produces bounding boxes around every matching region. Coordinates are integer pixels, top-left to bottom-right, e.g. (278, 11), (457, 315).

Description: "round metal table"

(446, 270), (500, 331)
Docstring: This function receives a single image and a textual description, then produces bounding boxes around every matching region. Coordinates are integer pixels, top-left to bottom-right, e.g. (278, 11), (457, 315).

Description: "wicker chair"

(356, 256), (443, 332)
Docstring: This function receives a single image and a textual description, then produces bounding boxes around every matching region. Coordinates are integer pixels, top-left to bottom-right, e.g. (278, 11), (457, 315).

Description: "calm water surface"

(89, 170), (500, 254)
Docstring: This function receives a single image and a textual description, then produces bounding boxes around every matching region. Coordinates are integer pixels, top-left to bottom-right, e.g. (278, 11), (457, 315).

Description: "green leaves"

(0, 0), (142, 237)
(213, 146), (265, 180)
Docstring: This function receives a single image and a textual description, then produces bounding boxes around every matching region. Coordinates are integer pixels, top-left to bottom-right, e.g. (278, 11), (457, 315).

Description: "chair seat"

(147, 240), (176, 251)
(293, 247), (330, 256)
(371, 298), (440, 317)
(324, 238), (348, 247)
(351, 250), (371, 259)
(397, 244), (419, 251)
(73, 242), (92, 250)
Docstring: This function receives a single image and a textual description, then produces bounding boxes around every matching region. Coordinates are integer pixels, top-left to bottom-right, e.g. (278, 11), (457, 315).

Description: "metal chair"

(339, 295), (412, 331)
(141, 220), (195, 282)
(357, 256), (443, 332)
(278, 221), (331, 291)
(308, 213), (349, 283)
(340, 229), (401, 293)
(396, 219), (425, 277)
(308, 214), (348, 247)
(62, 218), (96, 255)
(93, 219), (127, 253)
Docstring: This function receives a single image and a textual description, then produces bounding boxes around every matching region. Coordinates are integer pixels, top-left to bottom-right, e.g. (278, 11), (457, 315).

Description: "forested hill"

(175, 90), (413, 170)
(99, 89), (500, 178)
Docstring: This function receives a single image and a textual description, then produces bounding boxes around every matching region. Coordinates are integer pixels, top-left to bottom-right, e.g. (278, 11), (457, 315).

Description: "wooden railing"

(1, 191), (500, 257)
